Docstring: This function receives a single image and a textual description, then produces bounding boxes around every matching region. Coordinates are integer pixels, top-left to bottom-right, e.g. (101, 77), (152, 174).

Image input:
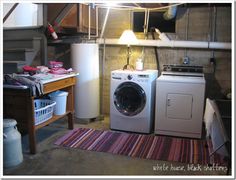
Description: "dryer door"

(114, 82), (146, 116)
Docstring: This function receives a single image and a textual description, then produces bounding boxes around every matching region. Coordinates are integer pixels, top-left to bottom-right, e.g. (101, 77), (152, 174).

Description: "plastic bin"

(49, 91), (68, 115)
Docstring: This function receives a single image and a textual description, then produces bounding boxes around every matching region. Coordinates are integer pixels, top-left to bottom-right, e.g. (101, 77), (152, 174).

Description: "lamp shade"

(118, 30), (138, 46)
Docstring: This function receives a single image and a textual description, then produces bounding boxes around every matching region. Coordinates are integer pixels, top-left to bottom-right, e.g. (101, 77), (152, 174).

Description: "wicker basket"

(34, 99), (56, 125)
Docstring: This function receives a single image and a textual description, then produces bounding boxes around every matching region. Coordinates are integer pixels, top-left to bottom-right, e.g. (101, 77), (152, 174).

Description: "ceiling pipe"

(88, 4), (91, 40)
(96, 38), (231, 50)
(96, 6), (99, 37)
(163, 5), (177, 20)
(155, 28), (170, 42)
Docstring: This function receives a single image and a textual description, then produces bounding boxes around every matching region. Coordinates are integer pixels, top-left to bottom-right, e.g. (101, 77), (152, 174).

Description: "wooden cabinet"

(47, 3), (96, 34)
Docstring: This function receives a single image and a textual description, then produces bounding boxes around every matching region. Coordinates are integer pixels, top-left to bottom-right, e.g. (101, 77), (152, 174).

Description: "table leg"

(28, 128), (37, 154)
(68, 112), (74, 130)
(27, 97), (37, 154)
(66, 84), (74, 130)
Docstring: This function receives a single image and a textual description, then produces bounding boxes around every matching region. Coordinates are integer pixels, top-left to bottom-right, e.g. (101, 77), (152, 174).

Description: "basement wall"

(48, 6), (231, 115)
(99, 6), (231, 114)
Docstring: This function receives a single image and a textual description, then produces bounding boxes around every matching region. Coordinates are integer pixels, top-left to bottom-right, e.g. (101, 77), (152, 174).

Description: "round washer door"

(114, 82), (146, 116)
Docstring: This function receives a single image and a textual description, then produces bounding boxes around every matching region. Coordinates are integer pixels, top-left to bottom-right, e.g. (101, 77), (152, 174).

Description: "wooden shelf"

(35, 111), (70, 130)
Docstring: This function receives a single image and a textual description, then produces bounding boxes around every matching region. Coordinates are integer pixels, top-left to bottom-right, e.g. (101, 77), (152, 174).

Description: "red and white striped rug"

(55, 128), (225, 165)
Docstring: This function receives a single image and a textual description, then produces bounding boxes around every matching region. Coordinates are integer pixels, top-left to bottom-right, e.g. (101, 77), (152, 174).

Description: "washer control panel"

(111, 70), (158, 83)
(112, 73), (150, 83)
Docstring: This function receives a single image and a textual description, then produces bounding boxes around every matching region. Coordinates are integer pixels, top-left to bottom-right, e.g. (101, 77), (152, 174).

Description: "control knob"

(127, 74), (132, 80)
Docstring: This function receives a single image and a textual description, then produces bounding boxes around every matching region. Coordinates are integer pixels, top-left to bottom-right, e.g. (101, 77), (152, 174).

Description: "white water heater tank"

(71, 43), (100, 119)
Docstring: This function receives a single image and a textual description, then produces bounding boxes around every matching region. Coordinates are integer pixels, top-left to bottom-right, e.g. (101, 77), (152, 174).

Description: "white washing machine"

(110, 69), (158, 133)
(155, 65), (206, 138)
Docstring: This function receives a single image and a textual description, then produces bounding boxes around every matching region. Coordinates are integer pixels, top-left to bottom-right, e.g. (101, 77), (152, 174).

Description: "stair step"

(3, 25), (45, 66)
(3, 61), (26, 74)
(4, 37), (42, 42)
(3, 48), (36, 62)
(3, 61), (26, 64)
(3, 25), (43, 31)
(4, 48), (35, 52)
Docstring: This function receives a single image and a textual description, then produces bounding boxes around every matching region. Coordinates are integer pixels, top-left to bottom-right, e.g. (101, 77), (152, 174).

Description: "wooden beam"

(3, 3), (19, 23)
(53, 3), (75, 26)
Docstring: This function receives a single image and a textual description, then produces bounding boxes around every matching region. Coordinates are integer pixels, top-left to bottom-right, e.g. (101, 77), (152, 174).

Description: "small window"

(133, 11), (176, 33)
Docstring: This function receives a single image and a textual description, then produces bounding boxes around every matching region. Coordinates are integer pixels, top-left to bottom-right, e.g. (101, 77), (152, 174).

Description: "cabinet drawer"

(43, 77), (76, 94)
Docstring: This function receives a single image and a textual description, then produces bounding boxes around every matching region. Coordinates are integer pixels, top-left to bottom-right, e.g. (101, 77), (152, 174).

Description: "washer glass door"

(114, 82), (146, 116)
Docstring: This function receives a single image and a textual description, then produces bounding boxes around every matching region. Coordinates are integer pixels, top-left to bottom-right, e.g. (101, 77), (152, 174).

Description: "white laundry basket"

(34, 99), (56, 125)
(49, 91), (68, 115)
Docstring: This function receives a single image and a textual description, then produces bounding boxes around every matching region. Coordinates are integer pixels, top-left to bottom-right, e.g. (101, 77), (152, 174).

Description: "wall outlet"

(183, 56), (190, 65)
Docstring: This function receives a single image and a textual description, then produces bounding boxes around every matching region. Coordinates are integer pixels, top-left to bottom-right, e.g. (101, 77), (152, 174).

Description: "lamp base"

(123, 64), (134, 71)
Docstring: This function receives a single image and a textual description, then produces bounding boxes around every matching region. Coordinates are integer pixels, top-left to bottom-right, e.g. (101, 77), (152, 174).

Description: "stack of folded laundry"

(48, 61), (73, 74)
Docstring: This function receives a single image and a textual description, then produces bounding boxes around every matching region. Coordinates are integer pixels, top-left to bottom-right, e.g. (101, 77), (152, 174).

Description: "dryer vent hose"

(150, 27), (160, 76)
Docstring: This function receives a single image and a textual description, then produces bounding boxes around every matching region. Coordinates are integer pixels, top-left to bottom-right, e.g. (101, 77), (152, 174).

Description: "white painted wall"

(3, 3), (43, 27)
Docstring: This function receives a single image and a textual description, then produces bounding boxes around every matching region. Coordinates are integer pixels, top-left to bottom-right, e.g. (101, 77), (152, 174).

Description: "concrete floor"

(3, 116), (229, 176)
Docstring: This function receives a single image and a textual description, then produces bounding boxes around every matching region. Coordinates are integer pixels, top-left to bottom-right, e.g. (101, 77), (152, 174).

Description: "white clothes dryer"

(155, 65), (206, 138)
(110, 69), (158, 133)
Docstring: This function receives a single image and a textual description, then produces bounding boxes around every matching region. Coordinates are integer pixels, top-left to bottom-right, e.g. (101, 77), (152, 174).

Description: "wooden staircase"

(3, 3), (96, 74)
(3, 27), (47, 74)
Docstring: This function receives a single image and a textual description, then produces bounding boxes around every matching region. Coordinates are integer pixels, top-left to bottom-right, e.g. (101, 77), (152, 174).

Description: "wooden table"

(3, 74), (78, 154)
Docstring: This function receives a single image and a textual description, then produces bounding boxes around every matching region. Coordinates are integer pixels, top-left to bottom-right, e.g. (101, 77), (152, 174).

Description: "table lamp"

(118, 30), (138, 70)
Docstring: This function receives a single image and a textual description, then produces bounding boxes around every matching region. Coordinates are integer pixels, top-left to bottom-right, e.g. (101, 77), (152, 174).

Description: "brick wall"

(99, 6), (232, 114)
(48, 6), (231, 115)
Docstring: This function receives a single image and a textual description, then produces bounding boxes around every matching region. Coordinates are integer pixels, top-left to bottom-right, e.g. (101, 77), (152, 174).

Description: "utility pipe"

(100, 8), (110, 38)
(85, 6), (99, 38)
(211, 6), (217, 58)
(143, 9), (147, 36)
(88, 4), (91, 40)
(146, 9), (150, 36)
(96, 38), (231, 50)
(141, 9), (149, 59)
(96, 6), (99, 37)
(184, 8), (190, 57)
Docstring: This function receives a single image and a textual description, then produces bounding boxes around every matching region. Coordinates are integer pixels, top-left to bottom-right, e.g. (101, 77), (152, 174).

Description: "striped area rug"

(55, 128), (225, 165)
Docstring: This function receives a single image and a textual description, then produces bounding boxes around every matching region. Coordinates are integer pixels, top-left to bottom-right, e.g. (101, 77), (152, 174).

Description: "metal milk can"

(3, 119), (23, 168)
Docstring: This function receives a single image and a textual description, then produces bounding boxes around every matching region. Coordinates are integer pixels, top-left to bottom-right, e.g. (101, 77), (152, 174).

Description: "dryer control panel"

(112, 73), (150, 82)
